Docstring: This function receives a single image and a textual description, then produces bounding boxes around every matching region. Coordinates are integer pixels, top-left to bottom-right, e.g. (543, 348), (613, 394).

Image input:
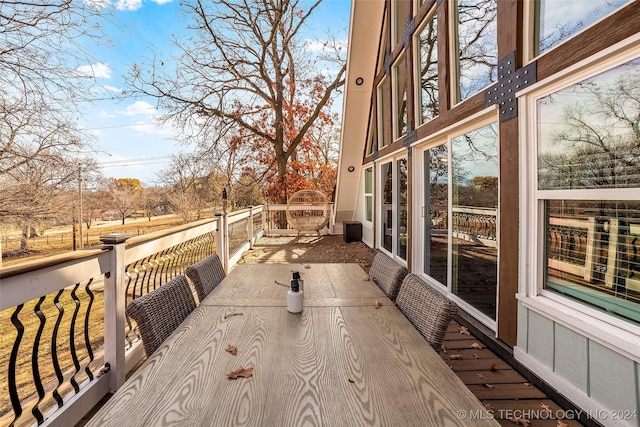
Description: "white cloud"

(117, 101), (157, 116)
(305, 38), (347, 53)
(151, 0), (172, 4)
(102, 85), (121, 93)
(115, 0), (143, 11)
(75, 62), (112, 79)
(100, 110), (116, 118)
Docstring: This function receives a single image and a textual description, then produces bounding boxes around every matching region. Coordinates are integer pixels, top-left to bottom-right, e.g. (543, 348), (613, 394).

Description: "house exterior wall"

(339, 1), (640, 424)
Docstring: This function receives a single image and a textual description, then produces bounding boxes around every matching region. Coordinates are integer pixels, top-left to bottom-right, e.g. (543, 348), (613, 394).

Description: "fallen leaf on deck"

(225, 345), (237, 355)
(471, 342), (483, 349)
(484, 403), (494, 411)
(227, 366), (253, 379)
(441, 344), (448, 353)
(366, 275), (372, 281)
(373, 300), (382, 309)
(540, 402), (551, 411)
(304, 265), (311, 269)
(458, 326), (470, 335)
(449, 354), (463, 360)
(489, 363), (497, 371)
(510, 418), (530, 426)
(556, 421), (569, 427)
(473, 353), (480, 359)
(485, 384), (494, 389)
(476, 373), (488, 380)
(524, 382), (531, 386)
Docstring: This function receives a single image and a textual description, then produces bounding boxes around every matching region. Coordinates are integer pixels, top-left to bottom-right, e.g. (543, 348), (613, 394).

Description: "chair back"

(369, 252), (408, 300)
(396, 273), (458, 349)
(126, 275), (196, 356)
(186, 254), (226, 302)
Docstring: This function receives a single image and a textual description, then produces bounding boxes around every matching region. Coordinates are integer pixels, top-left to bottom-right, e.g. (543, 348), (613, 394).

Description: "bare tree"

(127, 0), (346, 203)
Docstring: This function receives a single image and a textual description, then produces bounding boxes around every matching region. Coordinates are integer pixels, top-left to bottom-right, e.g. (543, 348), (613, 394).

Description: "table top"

(88, 263), (498, 426)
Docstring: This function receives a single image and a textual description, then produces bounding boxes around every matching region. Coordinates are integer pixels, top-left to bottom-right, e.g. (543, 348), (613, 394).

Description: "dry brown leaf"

(510, 418), (530, 426)
(227, 366), (253, 379)
(524, 382), (531, 386)
(304, 265), (311, 269)
(471, 342), (483, 349)
(365, 275), (372, 281)
(485, 383), (494, 389)
(225, 345), (237, 356)
(484, 403), (494, 411)
(557, 421), (569, 427)
(441, 344), (448, 353)
(489, 363), (497, 371)
(473, 353), (480, 359)
(449, 354), (463, 360)
(476, 373), (488, 380)
(458, 326), (471, 335)
(373, 300), (382, 309)
(540, 402), (551, 411)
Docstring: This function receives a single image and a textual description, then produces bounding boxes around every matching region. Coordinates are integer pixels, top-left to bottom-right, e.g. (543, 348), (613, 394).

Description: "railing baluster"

(8, 304), (25, 426)
(84, 279), (95, 381)
(69, 283), (82, 393)
(31, 296), (47, 424)
(51, 289), (65, 407)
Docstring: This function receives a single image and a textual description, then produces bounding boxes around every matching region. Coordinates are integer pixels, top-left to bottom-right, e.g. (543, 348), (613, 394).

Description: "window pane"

(397, 158), (408, 260)
(381, 162), (393, 252)
(451, 124), (499, 319)
(378, 78), (391, 148)
(537, 57), (640, 190)
(456, 0), (498, 102)
(417, 13), (438, 125)
(424, 145), (448, 285)
(394, 55), (408, 138)
(536, 0), (631, 55)
(544, 200), (640, 325)
(365, 167), (373, 222)
(394, 0), (411, 46)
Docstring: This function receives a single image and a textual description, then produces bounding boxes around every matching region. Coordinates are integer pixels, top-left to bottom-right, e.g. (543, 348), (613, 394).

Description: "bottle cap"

(292, 271), (301, 280)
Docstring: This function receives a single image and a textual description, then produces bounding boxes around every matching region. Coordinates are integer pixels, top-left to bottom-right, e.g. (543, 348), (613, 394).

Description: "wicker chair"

(126, 275), (196, 357)
(369, 252), (408, 301)
(186, 254), (226, 302)
(395, 273), (458, 350)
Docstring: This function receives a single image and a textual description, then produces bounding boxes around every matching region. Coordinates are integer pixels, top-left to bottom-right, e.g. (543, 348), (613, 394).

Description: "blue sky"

(79, 0), (351, 186)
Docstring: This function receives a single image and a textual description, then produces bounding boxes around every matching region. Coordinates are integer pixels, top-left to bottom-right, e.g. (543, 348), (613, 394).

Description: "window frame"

(413, 8), (439, 127)
(519, 36), (640, 359)
(363, 165), (374, 226)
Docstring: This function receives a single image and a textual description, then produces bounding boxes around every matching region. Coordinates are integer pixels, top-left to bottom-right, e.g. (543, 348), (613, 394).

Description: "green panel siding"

(528, 310), (555, 368)
(517, 304), (529, 350)
(554, 325), (588, 393)
(589, 341), (638, 423)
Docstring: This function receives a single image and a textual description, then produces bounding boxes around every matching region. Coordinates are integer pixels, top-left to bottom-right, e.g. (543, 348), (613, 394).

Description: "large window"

(424, 144), (448, 285)
(416, 11), (438, 125)
(454, 0), (498, 102)
(377, 78), (391, 149)
(534, 0), (631, 56)
(397, 158), (408, 260)
(535, 56), (640, 325)
(393, 0), (411, 47)
(451, 124), (499, 319)
(381, 161), (393, 253)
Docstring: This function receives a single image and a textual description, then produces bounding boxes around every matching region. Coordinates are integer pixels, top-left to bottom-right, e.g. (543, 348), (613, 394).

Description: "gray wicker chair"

(185, 254), (226, 302)
(126, 275), (196, 356)
(369, 252), (408, 300)
(395, 273), (458, 350)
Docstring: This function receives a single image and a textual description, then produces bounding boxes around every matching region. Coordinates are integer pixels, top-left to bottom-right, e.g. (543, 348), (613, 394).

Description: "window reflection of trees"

(418, 13), (438, 124)
(539, 59), (640, 190)
(456, 0), (498, 101)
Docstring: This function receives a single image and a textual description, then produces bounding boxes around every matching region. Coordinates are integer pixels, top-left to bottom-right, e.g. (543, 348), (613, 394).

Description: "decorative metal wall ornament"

(404, 129), (417, 147)
(484, 51), (537, 122)
(402, 17), (416, 49)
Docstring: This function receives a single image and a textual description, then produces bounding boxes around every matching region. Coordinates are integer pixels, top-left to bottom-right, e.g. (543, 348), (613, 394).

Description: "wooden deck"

(441, 321), (587, 427)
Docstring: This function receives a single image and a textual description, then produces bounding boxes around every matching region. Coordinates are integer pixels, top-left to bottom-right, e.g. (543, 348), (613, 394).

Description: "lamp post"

(78, 166), (83, 249)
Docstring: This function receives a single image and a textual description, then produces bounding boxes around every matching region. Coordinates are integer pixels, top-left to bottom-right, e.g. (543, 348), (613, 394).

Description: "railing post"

(248, 206), (254, 249)
(215, 213), (229, 274)
(100, 233), (129, 392)
(263, 202), (269, 235)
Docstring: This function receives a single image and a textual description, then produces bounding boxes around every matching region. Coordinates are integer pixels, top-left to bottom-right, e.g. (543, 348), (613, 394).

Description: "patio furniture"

(125, 275), (196, 356)
(396, 273), (458, 350)
(286, 189), (330, 238)
(369, 251), (408, 300)
(186, 253), (226, 302)
(87, 264), (496, 427)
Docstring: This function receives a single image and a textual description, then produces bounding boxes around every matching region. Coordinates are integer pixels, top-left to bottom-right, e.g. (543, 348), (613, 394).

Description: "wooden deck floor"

(441, 321), (586, 427)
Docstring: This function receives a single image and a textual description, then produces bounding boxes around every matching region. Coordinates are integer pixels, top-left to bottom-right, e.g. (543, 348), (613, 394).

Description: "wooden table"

(88, 263), (498, 426)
